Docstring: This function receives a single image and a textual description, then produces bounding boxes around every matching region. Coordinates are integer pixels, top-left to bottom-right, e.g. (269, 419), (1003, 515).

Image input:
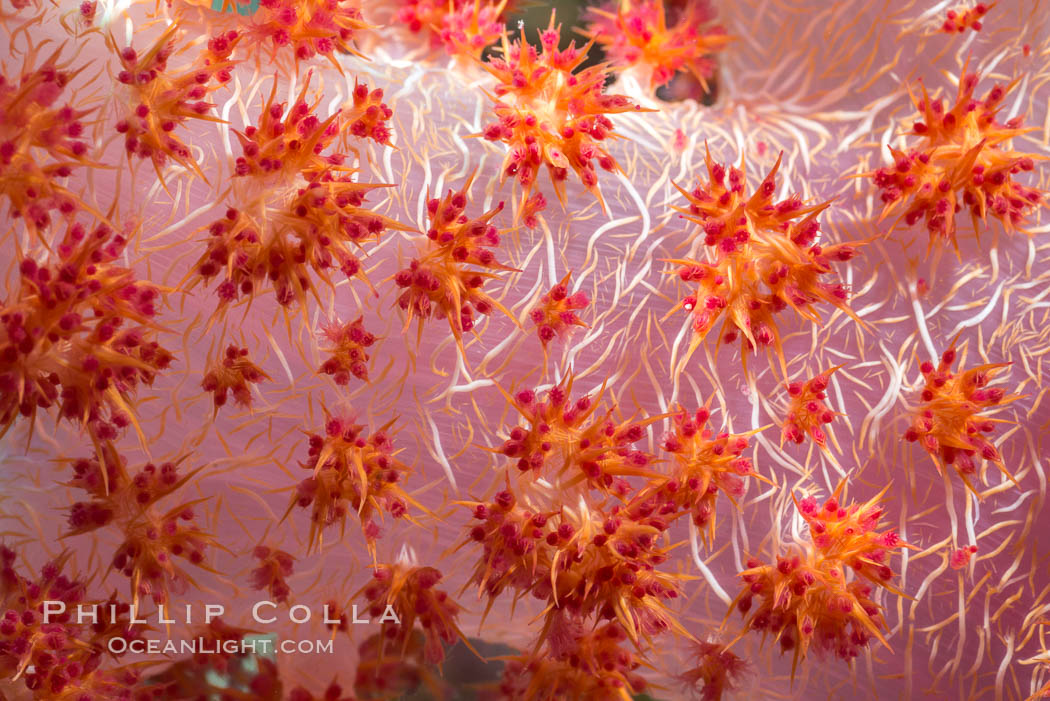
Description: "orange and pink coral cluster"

(581, 0), (731, 89)
(0, 0), (1048, 699)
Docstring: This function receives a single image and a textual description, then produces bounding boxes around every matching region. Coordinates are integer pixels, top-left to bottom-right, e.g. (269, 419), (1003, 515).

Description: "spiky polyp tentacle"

(781, 366), (842, 451)
(625, 404), (758, 548)
(112, 26), (240, 182)
(0, 45), (95, 240)
(356, 564), (466, 666)
(393, 175), (515, 352)
(529, 271), (590, 347)
(190, 75), (405, 313)
(65, 442), (213, 608)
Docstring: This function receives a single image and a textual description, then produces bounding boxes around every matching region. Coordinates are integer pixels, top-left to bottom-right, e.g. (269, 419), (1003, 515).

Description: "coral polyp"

(0, 549), (141, 699)
(903, 340), (1018, 492)
(1, 220), (172, 443)
(357, 564), (465, 664)
(868, 65), (1043, 253)
(395, 0), (512, 59)
(201, 343), (270, 410)
(65, 442), (213, 607)
(529, 272), (590, 349)
(111, 25), (239, 182)
(318, 316), (376, 384)
(667, 148), (862, 376)
(190, 76), (406, 311)
(581, 0), (731, 90)
(678, 640), (748, 701)
(941, 3), (994, 33)
(627, 404), (760, 547)
(780, 366), (841, 451)
(240, 0), (374, 71)
(287, 415), (423, 555)
(250, 544), (296, 603)
(495, 621), (649, 700)
(0, 45), (93, 238)
(480, 14), (649, 212)
(732, 487), (908, 674)
(497, 375), (656, 502)
(393, 174), (515, 351)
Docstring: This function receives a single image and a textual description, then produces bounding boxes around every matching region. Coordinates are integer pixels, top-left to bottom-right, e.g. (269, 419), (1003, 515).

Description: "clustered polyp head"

(289, 416), (419, 555)
(112, 26), (239, 180)
(396, 0), (513, 59)
(193, 76), (403, 311)
(357, 564), (464, 665)
(495, 620), (649, 699)
(65, 443), (212, 607)
(677, 640), (749, 701)
(870, 66), (1043, 253)
(201, 343), (270, 410)
(733, 487), (907, 673)
(627, 404), (756, 547)
(1, 221), (172, 442)
(318, 316), (376, 384)
(244, 0), (373, 70)
(464, 489), (684, 645)
(668, 148), (862, 376)
(480, 14), (647, 213)
(393, 177), (514, 350)
(498, 376), (654, 500)
(903, 341), (1016, 491)
(781, 366), (841, 451)
(0, 46), (92, 238)
(581, 0), (731, 90)
(0, 550), (143, 698)
(529, 272), (589, 348)
(249, 545), (296, 603)
(941, 3), (993, 33)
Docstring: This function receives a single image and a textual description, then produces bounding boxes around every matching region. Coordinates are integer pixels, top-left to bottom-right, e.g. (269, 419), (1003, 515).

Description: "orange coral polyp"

(191, 74), (405, 311)
(0, 45), (94, 237)
(396, 0), (512, 59)
(781, 365), (842, 450)
(581, 0), (731, 90)
(243, 0), (373, 72)
(903, 340), (1019, 491)
(1, 220), (172, 443)
(480, 15), (649, 213)
(733, 487), (909, 673)
(112, 26), (239, 182)
(392, 175), (516, 350)
(497, 375), (657, 501)
(286, 415), (423, 555)
(356, 564), (465, 665)
(201, 343), (269, 410)
(529, 271), (590, 347)
(667, 148), (862, 377)
(627, 404), (761, 547)
(318, 316), (375, 384)
(869, 66), (1044, 253)
(940, 2), (994, 33)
